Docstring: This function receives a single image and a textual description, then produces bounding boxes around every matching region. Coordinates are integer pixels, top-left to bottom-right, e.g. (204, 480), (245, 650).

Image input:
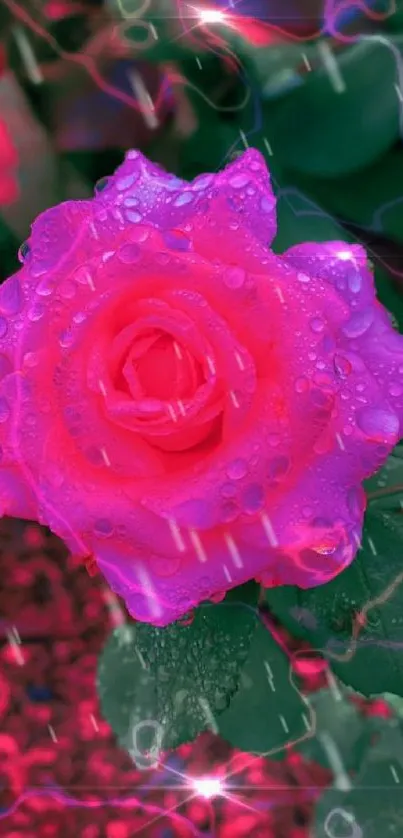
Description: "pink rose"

(1, 149), (403, 625)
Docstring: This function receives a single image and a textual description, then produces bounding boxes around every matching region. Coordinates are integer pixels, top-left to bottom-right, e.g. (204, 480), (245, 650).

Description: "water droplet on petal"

(18, 241), (30, 263)
(310, 317), (325, 334)
(297, 272), (310, 283)
(295, 377), (309, 393)
(223, 266), (246, 289)
(116, 173), (138, 191)
(162, 230), (192, 252)
(95, 176), (110, 194)
(242, 483), (265, 513)
(347, 268), (362, 294)
(129, 227), (150, 244)
(59, 328), (75, 349)
(0, 397), (10, 422)
(226, 458), (248, 480)
(260, 195), (274, 213)
(229, 173), (250, 189)
(94, 518), (114, 537)
(342, 308), (374, 338)
(389, 382), (403, 397)
(333, 354), (352, 378)
(117, 244), (141, 264)
(0, 277), (23, 315)
(126, 210), (142, 223)
(173, 192), (194, 207)
(28, 303), (45, 322)
(356, 406), (399, 443)
(23, 352), (39, 369)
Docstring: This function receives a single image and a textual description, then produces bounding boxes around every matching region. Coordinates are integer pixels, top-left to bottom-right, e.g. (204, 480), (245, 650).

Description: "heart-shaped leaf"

(263, 40), (400, 177)
(97, 593), (257, 763)
(216, 618), (311, 758)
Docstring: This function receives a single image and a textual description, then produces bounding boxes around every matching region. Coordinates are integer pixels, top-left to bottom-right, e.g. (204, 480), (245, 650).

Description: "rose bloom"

(1, 149), (403, 625)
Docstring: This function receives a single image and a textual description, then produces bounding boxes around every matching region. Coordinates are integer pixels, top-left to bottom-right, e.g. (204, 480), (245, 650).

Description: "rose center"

(128, 329), (204, 401)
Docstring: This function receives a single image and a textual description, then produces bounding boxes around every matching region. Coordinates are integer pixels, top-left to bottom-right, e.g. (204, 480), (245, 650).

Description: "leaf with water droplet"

(97, 597), (257, 760)
(266, 444), (403, 696)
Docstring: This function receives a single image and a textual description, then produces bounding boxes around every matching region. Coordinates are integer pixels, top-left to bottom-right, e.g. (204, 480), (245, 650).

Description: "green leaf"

(313, 716), (403, 838)
(263, 40), (400, 177)
(266, 460), (403, 696)
(97, 598), (257, 762)
(217, 619), (310, 758)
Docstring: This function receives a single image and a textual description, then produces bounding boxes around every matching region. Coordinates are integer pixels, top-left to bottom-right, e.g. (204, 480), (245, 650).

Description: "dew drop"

(23, 352), (39, 369)
(162, 230), (192, 252)
(356, 406), (399, 443)
(173, 192), (194, 207)
(242, 483), (265, 513)
(295, 377), (309, 393)
(333, 354), (352, 378)
(192, 175), (213, 191)
(117, 244), (141, 264)
(389, 382), (403, 397)
(116, 174), (137, 191)
(28, 303), (45, 322)
(59, 328), (75, 349)
(229, 173), (250, 189)
(18, 241), (30, 264)
(342, 308), (374, 338)
(0, 397), (10, 422)
(0, 277), (23, 315)
(130, 227), (150, 244)
(297, 272), (310, 283)
(223, 266), (246, 289)
(95, 176), (110, 194)
(226, 458), (248, 480)
(310, 317), (325, 334)
(347, 268), (362, 294)
(260, 195), (274, 213)
(125, 210), (142, 223)
(94, 518), (114, 537)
